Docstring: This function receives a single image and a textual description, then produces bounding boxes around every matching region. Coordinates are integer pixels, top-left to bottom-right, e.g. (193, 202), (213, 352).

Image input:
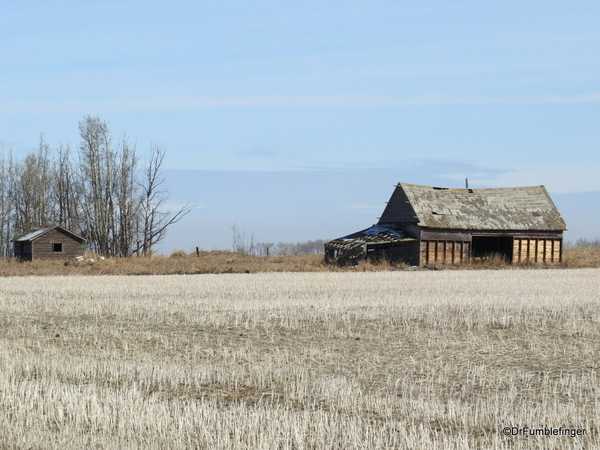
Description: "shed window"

(53, 243), (63, 253)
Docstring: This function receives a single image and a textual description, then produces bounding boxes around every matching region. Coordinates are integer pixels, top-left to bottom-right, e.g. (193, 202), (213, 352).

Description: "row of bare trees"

(231, 224), (325, 256)
(0, 115), (192, 257)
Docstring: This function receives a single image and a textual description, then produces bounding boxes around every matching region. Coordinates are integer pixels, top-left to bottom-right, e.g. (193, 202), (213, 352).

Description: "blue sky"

(1, 1), (598, 252)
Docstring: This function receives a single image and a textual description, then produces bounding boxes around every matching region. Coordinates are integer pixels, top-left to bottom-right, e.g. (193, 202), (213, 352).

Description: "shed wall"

(30, 229), (84, 261)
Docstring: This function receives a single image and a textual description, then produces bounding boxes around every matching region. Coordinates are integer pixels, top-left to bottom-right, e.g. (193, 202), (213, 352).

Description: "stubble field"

(0, 269), (599, 449)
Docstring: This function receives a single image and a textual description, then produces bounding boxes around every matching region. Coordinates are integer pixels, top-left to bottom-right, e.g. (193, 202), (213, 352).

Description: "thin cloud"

(444, 164), (600, 194)
(4, 92), (600, 114)
(238, 146), (280, 159)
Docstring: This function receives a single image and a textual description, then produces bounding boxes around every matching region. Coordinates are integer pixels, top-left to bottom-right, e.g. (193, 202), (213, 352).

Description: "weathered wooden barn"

(325, 182), (567, 266)
(12, 225), (86, 261)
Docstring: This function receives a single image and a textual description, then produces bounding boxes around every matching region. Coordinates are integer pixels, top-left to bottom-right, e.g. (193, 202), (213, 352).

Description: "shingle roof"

(378, 183), (567, 231)
(13, 227), (54, 242)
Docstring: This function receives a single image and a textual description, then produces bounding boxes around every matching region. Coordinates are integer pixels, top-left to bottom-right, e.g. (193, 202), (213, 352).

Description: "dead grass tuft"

(562, 246), (600, 268)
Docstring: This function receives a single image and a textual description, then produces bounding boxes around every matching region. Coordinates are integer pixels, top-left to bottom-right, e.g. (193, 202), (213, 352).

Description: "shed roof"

(378, 183), (567, 231)
(325, 224), (416, 251)
(12, 225), (86, 243)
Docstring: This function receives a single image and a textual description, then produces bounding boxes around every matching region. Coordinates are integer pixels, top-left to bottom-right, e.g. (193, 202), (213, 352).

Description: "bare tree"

(231, 222), (241, 253)
(115, 135), (139, 257)
(13, 135), (54, 232)
(78, 115), (114, 255)
(78, 117), (142, 256)
(136, 143), (193, 256)
(0, 115), (191, 258)
(231, 223), (266, 255)
(54, 141), (82, 232)
(0, 143), (16, 256)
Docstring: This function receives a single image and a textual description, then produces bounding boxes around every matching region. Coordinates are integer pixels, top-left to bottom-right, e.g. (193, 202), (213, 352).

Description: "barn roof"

(12, 225), (86, 243)
(378, 183), (567, 231)
(325, 224), (416, 251)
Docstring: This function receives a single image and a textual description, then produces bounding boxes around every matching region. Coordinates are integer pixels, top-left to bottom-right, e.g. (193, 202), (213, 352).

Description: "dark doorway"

(471, 236), (513, 262)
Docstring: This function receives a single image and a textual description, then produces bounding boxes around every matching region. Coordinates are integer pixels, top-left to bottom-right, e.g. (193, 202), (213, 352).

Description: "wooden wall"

(420, 240), (471, 265)
(31, 229), (84, 261)
(419, 229), (563, 265)
(512, 237), (562, 264)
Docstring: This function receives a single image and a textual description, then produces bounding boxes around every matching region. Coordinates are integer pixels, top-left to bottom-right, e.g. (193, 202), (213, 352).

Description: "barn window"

(53, 243), (63, 253)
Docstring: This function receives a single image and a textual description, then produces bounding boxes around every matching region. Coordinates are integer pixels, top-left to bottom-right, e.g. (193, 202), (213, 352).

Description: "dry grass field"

(0, 245), (598, 277)
(0, 269), (598, 449)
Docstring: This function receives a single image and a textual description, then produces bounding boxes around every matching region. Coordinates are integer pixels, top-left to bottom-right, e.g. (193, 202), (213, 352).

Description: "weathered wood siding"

(31, 229), (84, 261)
(418, 229), (563, 265)
(420, 240), (471, 265)
(512, 237), (562, 264)
(378, 186), (419, 224)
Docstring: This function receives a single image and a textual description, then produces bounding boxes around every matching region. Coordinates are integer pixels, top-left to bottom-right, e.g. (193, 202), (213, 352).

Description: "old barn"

(325, 182), (567, 266)
(12, 225), (86, 261)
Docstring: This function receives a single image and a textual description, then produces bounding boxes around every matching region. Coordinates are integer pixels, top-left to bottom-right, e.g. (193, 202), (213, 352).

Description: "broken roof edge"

(325, 224), (417, 249)
(396, 181), (550, 193)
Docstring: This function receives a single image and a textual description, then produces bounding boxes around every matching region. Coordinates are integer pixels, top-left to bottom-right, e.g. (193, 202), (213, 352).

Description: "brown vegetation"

(0, 245), (598, 277)
(0, 251), (326, 277)
(561, 245), (600, 268)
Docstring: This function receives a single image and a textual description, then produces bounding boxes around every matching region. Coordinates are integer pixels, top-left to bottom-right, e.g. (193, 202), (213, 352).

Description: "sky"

(1, 1), (599, 252)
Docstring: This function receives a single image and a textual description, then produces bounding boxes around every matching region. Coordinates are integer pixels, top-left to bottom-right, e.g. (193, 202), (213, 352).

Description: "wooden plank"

(420, 241), (428, 265)
(544, 240), (552, 263)
(528, 239), (534, 263)
(554, 240), (562, 263)
(513, 238), (520, 263)
(420, 230), (471, 241)
(428, 241), (436, 264)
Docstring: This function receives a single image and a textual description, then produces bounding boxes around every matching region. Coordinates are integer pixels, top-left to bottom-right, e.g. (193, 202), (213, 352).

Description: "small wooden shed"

(12, 225), (86, 261)
(325, 182), (568, 266)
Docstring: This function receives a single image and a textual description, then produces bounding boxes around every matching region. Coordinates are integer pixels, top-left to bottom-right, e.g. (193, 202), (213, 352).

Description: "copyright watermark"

(502, 426), (586, 438)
